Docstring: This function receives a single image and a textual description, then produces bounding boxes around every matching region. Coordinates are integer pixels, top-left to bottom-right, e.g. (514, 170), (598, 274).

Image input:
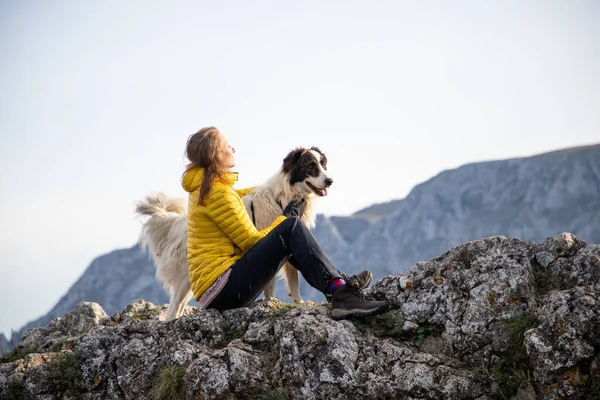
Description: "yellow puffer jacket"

(182, 167), (286, 300)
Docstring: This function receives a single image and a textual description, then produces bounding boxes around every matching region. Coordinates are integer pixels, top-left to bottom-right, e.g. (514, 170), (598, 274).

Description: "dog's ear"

(282, 148), (306, 174)
(311, 146), (327, 170)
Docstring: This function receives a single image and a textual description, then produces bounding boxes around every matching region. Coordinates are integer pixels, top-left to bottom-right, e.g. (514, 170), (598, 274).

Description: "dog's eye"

(299, 154), (321, 176)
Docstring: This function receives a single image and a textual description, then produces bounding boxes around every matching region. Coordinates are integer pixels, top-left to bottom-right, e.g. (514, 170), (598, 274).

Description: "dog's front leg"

(283, 262), (303, 303)
(175, 289), (193, 319)
(166, 278), (193, 321)
(263, 278), (277, 301)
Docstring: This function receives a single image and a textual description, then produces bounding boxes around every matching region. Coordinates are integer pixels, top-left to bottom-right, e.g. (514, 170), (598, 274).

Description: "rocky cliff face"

(332, 144), (600, 277)
(2, 233), (598, 399)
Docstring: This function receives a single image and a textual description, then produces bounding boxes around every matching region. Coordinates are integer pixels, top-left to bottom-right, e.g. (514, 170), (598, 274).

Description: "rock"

(525, 286), (600, 398)
(17, 302), (108, 355)
(1, 233), (599, 399)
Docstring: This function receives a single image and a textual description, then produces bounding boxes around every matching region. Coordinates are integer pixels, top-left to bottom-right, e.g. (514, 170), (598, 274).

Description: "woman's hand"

(283, 199), (306, 218)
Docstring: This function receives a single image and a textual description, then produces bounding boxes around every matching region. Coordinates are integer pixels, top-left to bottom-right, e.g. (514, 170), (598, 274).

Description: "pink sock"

(327, 278), (346, 294)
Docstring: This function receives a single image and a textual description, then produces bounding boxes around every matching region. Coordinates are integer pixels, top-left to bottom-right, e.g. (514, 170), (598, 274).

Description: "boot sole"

(331, 303), (389, 320)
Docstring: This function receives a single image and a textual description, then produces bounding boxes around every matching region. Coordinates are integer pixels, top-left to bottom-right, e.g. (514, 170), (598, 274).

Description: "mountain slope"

(8, 246), (168, 346)
(335, 144), (600, 276)
(4, 143), (599, 344)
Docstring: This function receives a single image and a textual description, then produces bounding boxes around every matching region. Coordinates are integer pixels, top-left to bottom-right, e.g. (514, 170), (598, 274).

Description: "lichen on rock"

(1, 233), (598, 399)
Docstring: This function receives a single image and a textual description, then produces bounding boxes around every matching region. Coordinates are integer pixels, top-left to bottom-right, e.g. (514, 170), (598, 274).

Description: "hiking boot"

(342, 270), (372, 289)
(324, 270), (373, 304)
(331, 285), (389, 320)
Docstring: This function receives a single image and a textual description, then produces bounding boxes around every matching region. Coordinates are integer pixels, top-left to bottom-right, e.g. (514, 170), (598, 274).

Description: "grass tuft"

(150, 365), (186, 400)
(505, 312), (539, 356)
(488, 359), (532, 400)
(47, 352), (85, 398)
(0, 344), (38, 363)
(488, 313), (539, 399)
(531, 260), (559, 299)
(50, 338), (75, 353)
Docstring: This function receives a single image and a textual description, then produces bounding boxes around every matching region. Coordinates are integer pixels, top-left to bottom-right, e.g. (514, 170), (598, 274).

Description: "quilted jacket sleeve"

(235, 187), (255, 197)
(207, 186), (286, 252)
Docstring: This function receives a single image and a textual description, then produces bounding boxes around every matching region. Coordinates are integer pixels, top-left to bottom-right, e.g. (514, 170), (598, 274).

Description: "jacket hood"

(182, 167), (239, 193)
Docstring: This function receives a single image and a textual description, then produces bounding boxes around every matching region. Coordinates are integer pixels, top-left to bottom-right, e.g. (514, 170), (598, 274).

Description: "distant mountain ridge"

(0, 334), (9, 354)
(330, 143), (600, 277)
(3, 143), (599, 348)
(6, 246), (169, 347)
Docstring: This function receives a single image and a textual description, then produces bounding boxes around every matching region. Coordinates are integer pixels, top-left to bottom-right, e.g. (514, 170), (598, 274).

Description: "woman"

(182, 126), (389, 319)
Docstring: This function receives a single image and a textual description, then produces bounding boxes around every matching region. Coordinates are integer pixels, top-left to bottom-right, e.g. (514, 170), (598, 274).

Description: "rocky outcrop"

(1, 233), (598, 399)
(5, 144), (599, 349)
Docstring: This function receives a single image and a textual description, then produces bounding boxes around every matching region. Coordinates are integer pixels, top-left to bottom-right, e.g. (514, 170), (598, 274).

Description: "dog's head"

(282, 147), (333, 197)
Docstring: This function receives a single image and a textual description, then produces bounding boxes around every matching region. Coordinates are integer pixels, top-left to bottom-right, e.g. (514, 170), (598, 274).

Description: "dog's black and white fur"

(136, 147), (332, 321)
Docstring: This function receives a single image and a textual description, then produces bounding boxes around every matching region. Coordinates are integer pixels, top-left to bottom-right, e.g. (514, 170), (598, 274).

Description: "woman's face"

(216, 132), (236, 169)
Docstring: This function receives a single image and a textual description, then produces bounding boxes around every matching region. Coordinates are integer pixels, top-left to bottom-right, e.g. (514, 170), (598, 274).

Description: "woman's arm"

(206, 187), (285, 252)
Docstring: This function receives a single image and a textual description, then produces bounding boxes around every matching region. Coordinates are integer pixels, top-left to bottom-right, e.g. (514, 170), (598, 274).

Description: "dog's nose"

(324, 178), (333, 187)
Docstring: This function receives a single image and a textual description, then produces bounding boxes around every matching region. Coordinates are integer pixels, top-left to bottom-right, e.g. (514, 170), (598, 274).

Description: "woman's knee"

(278, 216), (305, 235)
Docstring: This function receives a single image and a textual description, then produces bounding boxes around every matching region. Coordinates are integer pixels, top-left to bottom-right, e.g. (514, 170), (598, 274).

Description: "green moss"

(3, 379), (32, 400)
(132, 305), (163, 320)
(353, 311), (441, 343)
(215, 327), (247, 348)
(352, 311), (409, 340)
(150, 365), (186, 400)
(0, 344), (38, 363)
(47, 352), (85, 398)
(456, 247), (477, 269)
(267, 303), (297, 320)
(416, 324), (443, 343)
(315, 336), (327, 346)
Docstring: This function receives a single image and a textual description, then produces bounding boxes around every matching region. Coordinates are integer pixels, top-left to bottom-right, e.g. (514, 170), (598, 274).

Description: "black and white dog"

(136, 147), (333, 320)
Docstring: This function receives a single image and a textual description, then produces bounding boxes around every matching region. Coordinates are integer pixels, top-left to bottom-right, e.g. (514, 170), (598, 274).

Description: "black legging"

(207, 217), (342, 310)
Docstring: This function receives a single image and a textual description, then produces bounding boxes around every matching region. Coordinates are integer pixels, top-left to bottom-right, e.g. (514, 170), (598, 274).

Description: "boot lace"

(342, 273), (360, 288)
(347, 285), (365, 302)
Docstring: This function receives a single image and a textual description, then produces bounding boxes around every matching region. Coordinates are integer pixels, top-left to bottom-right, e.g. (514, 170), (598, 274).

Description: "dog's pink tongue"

(321, 188), (328, 196)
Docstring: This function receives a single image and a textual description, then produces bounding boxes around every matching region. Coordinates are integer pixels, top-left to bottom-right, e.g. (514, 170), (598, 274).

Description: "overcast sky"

(1, 0), (598, 337)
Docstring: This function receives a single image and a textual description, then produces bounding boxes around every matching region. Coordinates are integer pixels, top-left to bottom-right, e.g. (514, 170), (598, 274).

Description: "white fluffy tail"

(135, 192), (187, 256)
(135, 192), (187, 217)
(135, 192), (192, 320)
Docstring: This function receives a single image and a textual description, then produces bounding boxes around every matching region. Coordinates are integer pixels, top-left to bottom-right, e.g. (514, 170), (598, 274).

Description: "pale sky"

(1, 0), (598, 336)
